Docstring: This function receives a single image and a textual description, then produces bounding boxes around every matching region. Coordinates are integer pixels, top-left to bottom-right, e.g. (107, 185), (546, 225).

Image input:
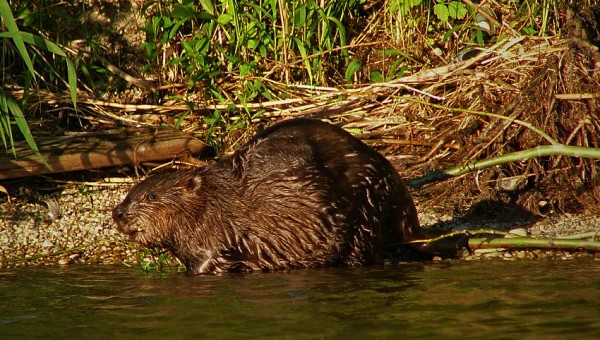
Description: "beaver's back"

(214, 119), (420, 270)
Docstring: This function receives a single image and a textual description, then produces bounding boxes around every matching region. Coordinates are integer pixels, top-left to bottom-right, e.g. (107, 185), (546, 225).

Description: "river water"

(1, 260), (599, 339)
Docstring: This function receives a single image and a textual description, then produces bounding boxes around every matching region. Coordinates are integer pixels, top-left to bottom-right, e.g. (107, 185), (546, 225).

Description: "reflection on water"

(0, 260), (599, 338)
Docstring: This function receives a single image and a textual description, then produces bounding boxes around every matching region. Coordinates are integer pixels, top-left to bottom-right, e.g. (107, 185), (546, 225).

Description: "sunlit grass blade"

(66, 59), (77, 110)
(0, 31), (66, 56)
(0, 89), (45, 164)
(0, 93), (12, 153)
(0, 30), (78, 109)
(5, 95), (38, 155)
(0, 0), (35, 77)
(292, 37), (313, 84)
(345, 59), (362, 83)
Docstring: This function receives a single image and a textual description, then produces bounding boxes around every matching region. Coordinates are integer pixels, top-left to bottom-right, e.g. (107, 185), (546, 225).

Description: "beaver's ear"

(186, 175), (202, 192)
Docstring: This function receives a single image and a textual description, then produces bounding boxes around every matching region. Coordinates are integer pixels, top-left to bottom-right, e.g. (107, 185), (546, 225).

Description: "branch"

(469, 237), (600, 251)
(408, 144), (600, 188)
(407, 229), (600, 255)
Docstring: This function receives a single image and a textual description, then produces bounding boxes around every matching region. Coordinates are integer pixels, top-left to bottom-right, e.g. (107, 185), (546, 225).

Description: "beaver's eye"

(146, 193), (156, 201)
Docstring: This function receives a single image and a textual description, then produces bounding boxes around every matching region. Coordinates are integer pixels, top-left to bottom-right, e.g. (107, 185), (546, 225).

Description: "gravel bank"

(0, 178), (140, 269)
(1, 177), (599, 270)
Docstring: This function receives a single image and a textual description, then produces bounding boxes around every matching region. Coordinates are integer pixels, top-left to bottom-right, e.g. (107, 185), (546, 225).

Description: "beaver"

(113, 118), (421, 274)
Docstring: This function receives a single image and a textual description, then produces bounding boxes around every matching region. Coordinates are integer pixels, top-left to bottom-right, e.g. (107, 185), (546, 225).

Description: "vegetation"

(1, 0), (599, 214)
(1, 1), (579, 122)
(1, 0), (599, 269)
(0, 0), (77, 160)
(136, 248), (182, 273)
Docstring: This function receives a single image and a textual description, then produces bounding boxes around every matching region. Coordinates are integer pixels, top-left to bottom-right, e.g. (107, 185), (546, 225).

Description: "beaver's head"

(112, 168), (203, 247)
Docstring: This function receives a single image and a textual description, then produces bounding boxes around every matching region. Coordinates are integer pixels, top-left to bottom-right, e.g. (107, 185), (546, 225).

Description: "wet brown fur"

(113, 119), (420, 274)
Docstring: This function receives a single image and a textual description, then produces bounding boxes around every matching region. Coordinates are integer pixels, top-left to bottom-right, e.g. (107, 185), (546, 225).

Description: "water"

(1, 260), (599, 339)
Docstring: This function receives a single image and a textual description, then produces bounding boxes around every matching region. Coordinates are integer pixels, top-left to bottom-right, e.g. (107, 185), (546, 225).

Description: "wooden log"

(0, 127), (206, 180)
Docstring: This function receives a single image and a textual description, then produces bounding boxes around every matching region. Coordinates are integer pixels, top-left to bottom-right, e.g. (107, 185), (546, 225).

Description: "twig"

(406, 229), (600, 254)
(556, 93), (600, 100)
(407, 98), (559, 145)
(469, 237), (600, 251)
(552, 231), (600, 240)
(406, 229), (511, 245)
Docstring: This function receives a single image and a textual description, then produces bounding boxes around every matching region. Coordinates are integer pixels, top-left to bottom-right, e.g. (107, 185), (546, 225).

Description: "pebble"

(0, 182), (141, 268)
(2, 178), (599, 269)
(508, 228), (528, 237)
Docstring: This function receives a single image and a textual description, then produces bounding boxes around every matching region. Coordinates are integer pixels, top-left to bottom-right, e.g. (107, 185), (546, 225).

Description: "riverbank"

(1, 172), (598, 271)
(0, 176), (139, 269)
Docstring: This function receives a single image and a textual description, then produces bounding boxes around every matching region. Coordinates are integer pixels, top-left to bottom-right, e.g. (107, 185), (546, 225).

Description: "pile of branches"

(395, 35), (600, 215)
(7, 9), (600, 216)
(19, 36), (596, 214)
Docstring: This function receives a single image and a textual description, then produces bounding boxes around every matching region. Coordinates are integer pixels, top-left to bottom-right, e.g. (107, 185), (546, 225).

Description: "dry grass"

(14, 34), (599, 216)
(7, 2), (600, 217)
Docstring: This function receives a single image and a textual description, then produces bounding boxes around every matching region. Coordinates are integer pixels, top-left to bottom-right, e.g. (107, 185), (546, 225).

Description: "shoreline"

(1, 176), (599, 270)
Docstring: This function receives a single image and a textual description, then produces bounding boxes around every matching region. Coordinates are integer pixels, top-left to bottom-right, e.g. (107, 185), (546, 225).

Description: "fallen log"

(0, 127), (206, 180)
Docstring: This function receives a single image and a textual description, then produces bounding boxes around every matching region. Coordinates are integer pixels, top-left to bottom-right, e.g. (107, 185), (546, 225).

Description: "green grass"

(142, 0), (572, 99)
(0, 0), (77, 161)
(1, 0), (584, 156)
(141, 0), (362, 95)
(136, 248), (182, 273)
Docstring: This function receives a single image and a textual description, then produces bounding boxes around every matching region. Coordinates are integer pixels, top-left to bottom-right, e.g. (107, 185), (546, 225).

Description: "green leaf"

(0, 31), (66, 56)
(0, 93), (11, 151)
(5, 94), (45, 165)
(240, 63), (252, 77)
(172, 4), (195, 20)
(0, 31), (79, 111)
(198, 0), (215, 16)
(0, 0), (35, 77)
(326, 15), (347, 58)
(400, 0), (422, 15)
(66, 59), (77, 110)
(161, 16), (173, 28)
(14, 7), (31, 21)
(448, 2), (467, 19)
(389, 59), (407, 79)
(370, 71), (384, 83)
(294, 6), (307, 28)
(442, 24), (464, 42)
(292, 37), (313, 83)
(259, 45), (267, 58)
(433, 3), (449, 24)
(382, 49), (405, 56)
(247, 39), (258, 50)
(475, 29), (485, 45)
(390, 0), (398, 13)
(217, 13), (233, 26)
(345, 59), (362, 83)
